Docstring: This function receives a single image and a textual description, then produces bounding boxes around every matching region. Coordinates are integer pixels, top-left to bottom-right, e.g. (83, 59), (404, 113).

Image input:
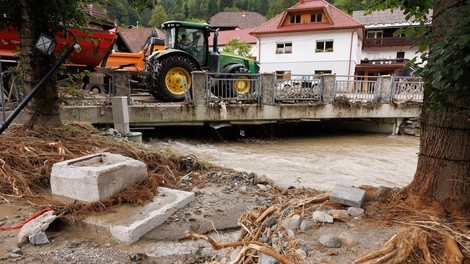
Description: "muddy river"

(150, 132), (420, 191)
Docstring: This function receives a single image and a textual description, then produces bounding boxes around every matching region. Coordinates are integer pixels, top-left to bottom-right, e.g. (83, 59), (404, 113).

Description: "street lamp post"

(0, 31), (80, 135)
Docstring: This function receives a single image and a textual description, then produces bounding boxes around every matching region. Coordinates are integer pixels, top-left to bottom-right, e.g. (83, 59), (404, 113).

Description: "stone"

(257, 184), (269, 191)
(340, 232), (359, 246)
(51, 152), (148, 202)
(329, 184), (366, 208)
(331, 210), (350, 222)
(281, 214), (301, 230)
(300, 220), (314, 231)
(18, 210), (57, 245)
(255, 175), (268, 184)
(266, 217), (277, 227)
(28, 231), (49, 246)
(319, 235), (342, 248)
(347, 207), (365, 217)
(295, 248), (307, 258)
(312, 211), (333, 223)
(286, 229), (295, 237)
(260, 253), (279, 264)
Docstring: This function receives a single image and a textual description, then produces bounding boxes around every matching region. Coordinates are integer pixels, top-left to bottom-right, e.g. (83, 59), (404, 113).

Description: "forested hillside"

(95, 0), (366, 28)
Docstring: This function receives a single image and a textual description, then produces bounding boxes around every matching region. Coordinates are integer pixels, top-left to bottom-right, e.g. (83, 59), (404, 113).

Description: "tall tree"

(148, 5), (169, 28)
(368, 0), (469, 215)
(0, 0), (153, 131)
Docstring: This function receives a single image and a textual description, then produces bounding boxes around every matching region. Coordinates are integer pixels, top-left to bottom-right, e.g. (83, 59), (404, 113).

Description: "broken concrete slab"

(28, 231), (49, 246)
(330, 184), (366, 208)
(84, 187), (194, 244)
(51, 152), (147, 202)
(18, 210), (56, 245)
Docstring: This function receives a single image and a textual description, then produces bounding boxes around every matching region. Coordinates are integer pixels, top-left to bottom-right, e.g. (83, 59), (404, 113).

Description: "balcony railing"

(363, 37), (413, 47)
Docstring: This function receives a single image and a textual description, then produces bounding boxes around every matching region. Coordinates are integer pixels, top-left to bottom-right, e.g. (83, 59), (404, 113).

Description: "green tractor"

(144, 21), (259, 101)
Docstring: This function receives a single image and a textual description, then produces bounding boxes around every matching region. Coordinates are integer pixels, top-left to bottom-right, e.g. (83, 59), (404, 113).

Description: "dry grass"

(0, 123), (211, 217)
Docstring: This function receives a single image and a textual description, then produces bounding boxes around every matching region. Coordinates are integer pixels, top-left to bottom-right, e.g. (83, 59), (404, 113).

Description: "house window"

(316, 40), (333, 52)
(396, 51), (405, 59)
(290, 14), (301, 24)
(276, 70), (292, 80)
(276, 42), (292, 54)
(315, 70), (332, 75)
(311, 13), (322, 22)
(367, 31), (383, 39)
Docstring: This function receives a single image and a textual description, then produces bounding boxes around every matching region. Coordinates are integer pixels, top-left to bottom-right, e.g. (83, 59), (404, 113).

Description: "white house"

(353, 9), (431, 76)
(250, 0), (363, 76)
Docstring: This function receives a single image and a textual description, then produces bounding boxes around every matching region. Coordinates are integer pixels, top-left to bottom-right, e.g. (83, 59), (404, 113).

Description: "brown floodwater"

(150, 133), (419, 191)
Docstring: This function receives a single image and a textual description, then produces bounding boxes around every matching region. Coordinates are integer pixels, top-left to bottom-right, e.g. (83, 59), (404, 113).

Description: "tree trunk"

(404, 0), (470, 216)
(20, 0), (62, 130)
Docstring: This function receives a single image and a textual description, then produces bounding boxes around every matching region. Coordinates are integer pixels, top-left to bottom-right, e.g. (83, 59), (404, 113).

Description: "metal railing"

(274, 74), (322, 102)
(334, 76), (379, 102)
(205, 73), (260, 103)
(391, 76), (424, 102)
(1, 70), (22, 121)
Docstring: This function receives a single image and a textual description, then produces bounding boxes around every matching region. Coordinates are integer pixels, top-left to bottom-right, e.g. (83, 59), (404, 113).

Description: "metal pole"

(0, 42), (79, 135)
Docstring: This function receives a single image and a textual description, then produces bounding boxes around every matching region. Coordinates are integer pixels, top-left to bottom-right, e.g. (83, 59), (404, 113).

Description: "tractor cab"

(162, 21), (215, 70)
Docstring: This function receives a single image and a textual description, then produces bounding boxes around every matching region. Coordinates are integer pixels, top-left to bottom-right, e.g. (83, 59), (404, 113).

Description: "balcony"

(363, 37), (413, 48)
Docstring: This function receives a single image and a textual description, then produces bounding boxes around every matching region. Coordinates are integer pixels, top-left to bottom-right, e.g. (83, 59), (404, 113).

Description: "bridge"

(2, 72), (423, 134)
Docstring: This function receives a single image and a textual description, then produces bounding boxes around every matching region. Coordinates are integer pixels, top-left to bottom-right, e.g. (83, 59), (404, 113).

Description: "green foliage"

(368, 0), (470, 112)
(0, 0), (90, 30)
(417, 3), (470, 110)
(334, 0), (366, 14)
(148, 5), (169, 27)
(223, 38), (252, 57)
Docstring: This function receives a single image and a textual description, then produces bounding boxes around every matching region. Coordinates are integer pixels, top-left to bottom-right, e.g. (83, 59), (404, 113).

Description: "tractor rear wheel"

(155, 55), (195, 101)
(213, 66), (251, 98)
(227, 66), (251, 97)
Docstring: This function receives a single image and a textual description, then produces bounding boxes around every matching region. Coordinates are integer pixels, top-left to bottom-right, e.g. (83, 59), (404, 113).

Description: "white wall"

(258, 29), (361, 76)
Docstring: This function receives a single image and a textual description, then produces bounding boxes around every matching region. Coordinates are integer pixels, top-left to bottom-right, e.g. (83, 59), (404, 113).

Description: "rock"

(257, 184), (269, 191)
(260, 253), (279, 264)
(9, 252), (22, 258)
(18, 210), (57, 245)
(300, 220), (314, 231)
(330, 184), (366, 208)
(281, 214), (301, 230)
(286, 229), (295, 237)
(28, 231), (49, 246)
(340, 232), (359, 246)
(347, 207), (364, 217)
(266, 217), (277, 227)
(255, 175), (268, 184)
(11, 248), (23, 255)
(312, 211), (333, 223)
(295, 248), (307, 258)
(239, 186), (248, 193)
(128, 252), (147, 262)
(319, 235), (342, 248)
(331, 210), (350, 222)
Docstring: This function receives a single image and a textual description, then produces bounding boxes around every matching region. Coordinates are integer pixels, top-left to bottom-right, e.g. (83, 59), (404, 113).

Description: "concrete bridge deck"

(3, 72), (422, 134)
(59, 72), (422, 134)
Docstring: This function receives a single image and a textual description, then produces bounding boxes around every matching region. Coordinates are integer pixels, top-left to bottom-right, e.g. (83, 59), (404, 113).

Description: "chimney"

(300, 0), (305, 4)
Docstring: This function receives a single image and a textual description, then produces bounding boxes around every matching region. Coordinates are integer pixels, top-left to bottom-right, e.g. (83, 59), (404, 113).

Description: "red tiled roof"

(117, 28), (165, 53)
(251, 0), (362, 35)
(209, 28), (258, 46)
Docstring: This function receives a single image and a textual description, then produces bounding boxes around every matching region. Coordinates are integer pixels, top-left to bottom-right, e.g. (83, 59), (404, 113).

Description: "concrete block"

(84, 187), (195, 244)
(329, 184), (366, 208)
(51, 152), (147, 202)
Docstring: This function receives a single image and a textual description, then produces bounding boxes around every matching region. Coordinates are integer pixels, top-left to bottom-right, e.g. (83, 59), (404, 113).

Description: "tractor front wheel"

(155, 55), (195, 101)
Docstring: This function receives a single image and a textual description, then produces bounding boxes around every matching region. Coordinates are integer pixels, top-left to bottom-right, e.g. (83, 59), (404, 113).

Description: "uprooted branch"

(186, 231), (294, 264)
